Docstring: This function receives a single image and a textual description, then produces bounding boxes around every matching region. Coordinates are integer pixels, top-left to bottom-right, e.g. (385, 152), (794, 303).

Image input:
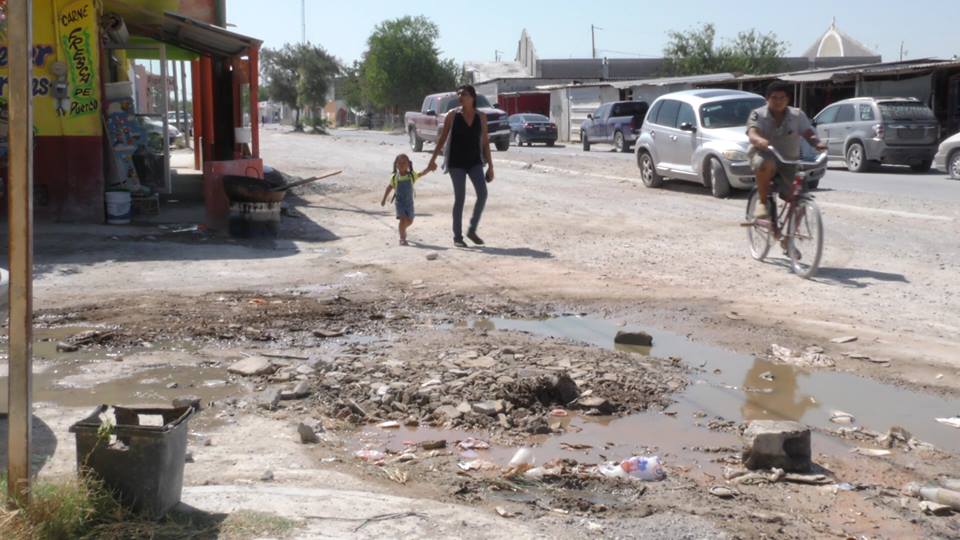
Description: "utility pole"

(6, 0), (35, 508)
(899, 41), (906, 61)
(494, 49), (503, 62)
(301, 0), (306, 44)
(591, 24), (603, 59)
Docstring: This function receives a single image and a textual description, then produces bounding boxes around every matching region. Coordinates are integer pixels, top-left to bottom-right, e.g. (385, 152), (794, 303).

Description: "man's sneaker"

(454, 239), (468, 248)
(467, 230), (485, 245)
(753, 200), (770, 220)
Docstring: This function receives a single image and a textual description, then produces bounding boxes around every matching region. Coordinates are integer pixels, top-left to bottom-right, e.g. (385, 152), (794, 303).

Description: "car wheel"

(513, 132), (520, 145)
(845, 142), (867, 172)
(547, 141), (555, 147)
(638, 151), (663, 188)
(581, 132), (590, 152)
(806, 179), (820, 190)
(614, 131), (629, 153)
(495, 138), (510, 152)
(910, 159), (932, 173)
(950, 151), (960, 180)
(708, 157), (731, 198)
(409, 129), (423, 152)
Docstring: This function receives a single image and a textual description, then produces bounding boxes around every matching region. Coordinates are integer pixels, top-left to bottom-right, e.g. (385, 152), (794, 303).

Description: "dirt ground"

(2, 126), (960, 539)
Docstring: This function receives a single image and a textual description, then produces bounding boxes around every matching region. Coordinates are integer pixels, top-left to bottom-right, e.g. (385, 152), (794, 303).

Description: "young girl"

(381, 153), (431, 246)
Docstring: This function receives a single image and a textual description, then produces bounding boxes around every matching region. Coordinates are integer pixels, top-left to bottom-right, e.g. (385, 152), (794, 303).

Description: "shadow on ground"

(0, 414), (58, 476)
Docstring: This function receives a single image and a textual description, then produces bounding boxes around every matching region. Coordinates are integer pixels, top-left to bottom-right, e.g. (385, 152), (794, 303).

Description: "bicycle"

(745, 147), (828, 279)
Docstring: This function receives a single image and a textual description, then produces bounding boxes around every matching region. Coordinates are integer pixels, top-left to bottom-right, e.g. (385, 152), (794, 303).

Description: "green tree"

(296, 43), (340, 131)
(359, 16), (459, 112)
(261, 43), (340, 131)
(261, 45), (301, 128)
(663, 23), (786, 76)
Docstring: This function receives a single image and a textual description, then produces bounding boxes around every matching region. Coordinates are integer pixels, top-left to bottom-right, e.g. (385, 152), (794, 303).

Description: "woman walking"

(427, 85), (495, 247)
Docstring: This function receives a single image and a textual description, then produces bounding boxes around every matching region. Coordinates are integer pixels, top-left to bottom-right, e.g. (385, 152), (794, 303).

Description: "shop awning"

(124, 12), (261, 58)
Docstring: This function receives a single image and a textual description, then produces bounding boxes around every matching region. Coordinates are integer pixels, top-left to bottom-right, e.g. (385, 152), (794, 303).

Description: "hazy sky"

(227, 0), (959, 65)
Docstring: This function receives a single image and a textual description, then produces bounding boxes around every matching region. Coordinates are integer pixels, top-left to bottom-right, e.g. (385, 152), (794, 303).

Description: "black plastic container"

(69, 405), (195, 518)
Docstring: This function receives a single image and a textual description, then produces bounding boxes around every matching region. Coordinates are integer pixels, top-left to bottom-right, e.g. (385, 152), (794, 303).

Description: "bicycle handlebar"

(765, 146), (828, 169)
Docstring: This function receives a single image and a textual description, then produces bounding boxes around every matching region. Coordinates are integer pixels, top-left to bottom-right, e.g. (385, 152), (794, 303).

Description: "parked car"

(405, 92), (510, 152)
(580, 101), (648, 153)
(635, 89), (827, 198)
(934, 131), (960, 179)
(508, 113), (557, 146)
(812, 97), (939, 172)
(140, 116), (182, 149)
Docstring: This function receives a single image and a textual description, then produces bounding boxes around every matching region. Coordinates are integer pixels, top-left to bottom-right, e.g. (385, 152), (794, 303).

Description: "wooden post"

(6, 0), (35, 508)
(191, 60), (202, 168)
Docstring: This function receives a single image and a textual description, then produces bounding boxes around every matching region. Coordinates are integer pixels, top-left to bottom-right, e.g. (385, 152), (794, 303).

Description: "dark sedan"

(508, 113), (558, 146)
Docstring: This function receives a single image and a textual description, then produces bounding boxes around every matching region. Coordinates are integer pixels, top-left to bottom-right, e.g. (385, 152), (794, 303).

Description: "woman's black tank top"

(448, 111), (482, 169)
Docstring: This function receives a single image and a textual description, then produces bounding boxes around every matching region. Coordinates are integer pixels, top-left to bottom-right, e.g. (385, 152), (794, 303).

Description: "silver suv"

(635, 90), (826, 198)
(812, 97), (939, 172)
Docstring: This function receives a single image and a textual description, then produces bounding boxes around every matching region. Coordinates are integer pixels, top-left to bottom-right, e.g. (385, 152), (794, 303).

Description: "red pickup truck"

(405, 92), (511, 153)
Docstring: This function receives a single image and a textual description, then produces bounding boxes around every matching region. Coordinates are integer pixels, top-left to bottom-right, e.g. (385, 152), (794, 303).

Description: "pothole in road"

(353, 314), (960, 482)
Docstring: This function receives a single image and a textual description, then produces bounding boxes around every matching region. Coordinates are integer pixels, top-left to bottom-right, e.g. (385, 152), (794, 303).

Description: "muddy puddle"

(0, 327), (237, 413)
(484, 316), (960, 454)
(357, 315), (960, 477)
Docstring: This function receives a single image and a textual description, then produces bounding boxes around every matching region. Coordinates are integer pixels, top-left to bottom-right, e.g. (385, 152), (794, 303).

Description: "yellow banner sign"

(57, 0), (100, 118)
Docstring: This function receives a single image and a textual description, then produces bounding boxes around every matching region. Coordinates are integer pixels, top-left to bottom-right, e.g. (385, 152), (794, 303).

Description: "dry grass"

(0, 475), (299, 540)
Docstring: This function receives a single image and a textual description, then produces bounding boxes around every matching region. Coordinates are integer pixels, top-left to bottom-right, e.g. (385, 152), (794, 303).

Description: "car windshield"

(523, 114), (549, 122)
(878, 102), (935, 121)
(699, 98), (766, 128)
(442, 94), (493, 113)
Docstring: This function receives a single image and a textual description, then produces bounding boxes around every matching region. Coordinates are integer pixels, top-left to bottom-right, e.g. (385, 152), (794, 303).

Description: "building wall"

(0, 0), (105, 222)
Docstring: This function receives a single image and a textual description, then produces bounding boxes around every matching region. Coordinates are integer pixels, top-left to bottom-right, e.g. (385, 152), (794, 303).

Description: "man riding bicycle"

(747, 81), (827, 219)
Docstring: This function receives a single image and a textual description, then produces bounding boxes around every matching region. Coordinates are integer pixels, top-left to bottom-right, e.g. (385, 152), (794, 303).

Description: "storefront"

(0, 0), (260, 225)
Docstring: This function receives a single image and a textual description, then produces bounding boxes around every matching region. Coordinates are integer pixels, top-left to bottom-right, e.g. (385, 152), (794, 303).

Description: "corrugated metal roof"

(535, 73), (736, 91)
(125, 12), (260, 57)
(464, 61), (531, 84)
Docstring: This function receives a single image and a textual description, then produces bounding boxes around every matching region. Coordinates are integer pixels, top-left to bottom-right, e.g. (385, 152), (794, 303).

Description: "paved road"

(334, 128), (960, 203)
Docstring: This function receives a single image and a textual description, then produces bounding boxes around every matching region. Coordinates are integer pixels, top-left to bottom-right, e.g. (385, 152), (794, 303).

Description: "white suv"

(635, 89), (826, 197)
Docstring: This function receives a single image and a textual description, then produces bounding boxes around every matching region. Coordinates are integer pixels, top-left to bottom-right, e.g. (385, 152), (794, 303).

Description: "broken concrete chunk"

(472, 401), (501, 416)
(426, 253), (439, 261)
(614, 331), (653, 347)
(298, 422), (320, 444)
(257, 388), (282, 410)
(435, 405), (462, 420)
(742, 420), (812, 473)
(280, 381), (311, 400)
(228, 356), (276, 377)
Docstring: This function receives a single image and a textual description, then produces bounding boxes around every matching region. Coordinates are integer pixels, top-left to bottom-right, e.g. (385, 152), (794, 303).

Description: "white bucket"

(234, 127), (252, 144)
(105, 191), (132, 224)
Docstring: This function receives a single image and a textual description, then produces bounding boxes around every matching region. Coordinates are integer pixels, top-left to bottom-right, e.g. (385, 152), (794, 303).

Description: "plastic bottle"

(508, 448), (535, 467)
(917, 487), (960, 511)
(620, 456), (666, 481)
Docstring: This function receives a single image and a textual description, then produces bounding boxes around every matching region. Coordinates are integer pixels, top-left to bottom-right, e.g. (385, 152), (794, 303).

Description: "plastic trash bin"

(69, 404), (195, 517)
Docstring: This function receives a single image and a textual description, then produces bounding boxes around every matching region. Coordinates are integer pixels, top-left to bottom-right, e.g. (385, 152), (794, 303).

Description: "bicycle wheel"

(787, 197), (823, 278)
(745, 190), (772, 261)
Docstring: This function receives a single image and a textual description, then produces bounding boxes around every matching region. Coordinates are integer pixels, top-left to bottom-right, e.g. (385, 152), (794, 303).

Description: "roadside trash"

(904, 483), (960, 512)
(524, 467), (546, 479)
(457, 459), (498, 472)
(508, 448), (535, 467)
(919, 501), (954, 516)
(419, 439), (447, 450)
(935, 417), (960, 429)
(709, 485), (739, 499)
(70, 404), (196, 517)
(830, 411), (855, 424)
(877, 426), (911, 448)
(770, 344), (835, 367)
(599, 456), (666, 481)
(852, 447), (891, 457)
(830, 336), (858, 343)
(549, 408), (569, 417)
(759, 371), (775, 382)
(377, 420), (401, 429)
(940, 478), (960, 491)
(457, 438), (490, 451)
(614, 330), (653, 347)
(495, 506), (516, 518)
(836, 482), (855, 491)
(354, 449), (387, 463)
